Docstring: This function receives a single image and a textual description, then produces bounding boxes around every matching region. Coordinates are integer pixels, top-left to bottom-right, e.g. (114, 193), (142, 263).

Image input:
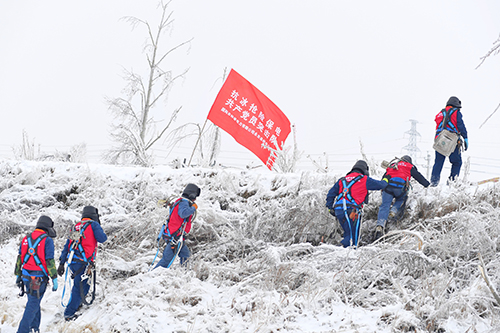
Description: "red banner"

(207, 69), (291, 170)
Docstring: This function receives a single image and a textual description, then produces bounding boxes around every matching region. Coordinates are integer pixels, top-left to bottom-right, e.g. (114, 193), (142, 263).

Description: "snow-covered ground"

(1, 158), (500, 333)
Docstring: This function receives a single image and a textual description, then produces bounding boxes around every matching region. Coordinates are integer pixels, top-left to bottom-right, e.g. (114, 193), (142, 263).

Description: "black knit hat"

(82, 206), (100, 223)
(350, 160), (369, 176)
(401, 155), (412, 164)
(182, 183), (201, 201)
(446, 96), (461, 108)
(36, 215), (56, 238)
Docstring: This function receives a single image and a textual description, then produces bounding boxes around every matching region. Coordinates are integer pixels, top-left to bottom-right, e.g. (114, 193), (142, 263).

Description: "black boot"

(374, 226), (384, 241)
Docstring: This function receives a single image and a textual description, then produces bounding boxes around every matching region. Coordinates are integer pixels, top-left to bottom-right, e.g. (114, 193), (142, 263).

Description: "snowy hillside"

(1, 158), (500, 333)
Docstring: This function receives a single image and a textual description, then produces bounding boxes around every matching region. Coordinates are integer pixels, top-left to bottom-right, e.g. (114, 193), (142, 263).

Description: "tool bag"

(433, 129), (459, 157)
(433, 108), (459, 157)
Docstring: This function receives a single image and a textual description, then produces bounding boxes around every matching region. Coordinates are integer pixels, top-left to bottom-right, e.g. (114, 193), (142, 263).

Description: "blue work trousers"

(154, 243), (190, 269)
(64, 261), (90, 319)
(431, 146), (462, 186)
(377, 191), (407, 228)
(334, 208), (360, 248)
(17, 279), (47, 333)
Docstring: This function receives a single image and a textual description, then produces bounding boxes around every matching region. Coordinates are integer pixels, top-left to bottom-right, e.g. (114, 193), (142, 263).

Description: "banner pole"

(188, 68), (228, 168)
(187, 119), (209, 167)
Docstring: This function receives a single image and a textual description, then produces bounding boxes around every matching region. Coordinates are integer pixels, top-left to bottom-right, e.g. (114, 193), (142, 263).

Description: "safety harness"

(21, 233), (48, 298)
(150, 198), (195, 269)
(68, 221), (93, 264)
(162, 199), (186, 242)
(150, 199), (183, 270)
(384, 158), (410, 195)
(79, 261), (96, 306)
(22, 233), (49, 277)
(61, 221), (97, 307)
(437, 108), (459, 136)
(334, 175), (364, 210)
(334, 175), (364, 247)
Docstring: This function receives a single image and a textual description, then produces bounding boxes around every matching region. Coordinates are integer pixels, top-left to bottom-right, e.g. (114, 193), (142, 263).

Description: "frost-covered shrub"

(3, 159), (500, 332)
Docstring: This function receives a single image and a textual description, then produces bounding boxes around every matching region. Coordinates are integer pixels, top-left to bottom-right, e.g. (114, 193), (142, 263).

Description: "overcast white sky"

(1, 1), (499, 179)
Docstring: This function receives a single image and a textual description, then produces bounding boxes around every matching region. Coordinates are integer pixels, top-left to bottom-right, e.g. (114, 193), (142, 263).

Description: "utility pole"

(403, 119), (421, 165)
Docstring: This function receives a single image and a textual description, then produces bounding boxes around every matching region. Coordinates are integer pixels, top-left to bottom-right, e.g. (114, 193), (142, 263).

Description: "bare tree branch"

(478, 252), (500, 306)
(476, 33), (500, 128)
(149, 68), (188, 108)
(479, 102), (500, 129)
(156, 38), (193, 67)
(475, 33), (500, 69)
(145, 106), (182, 150)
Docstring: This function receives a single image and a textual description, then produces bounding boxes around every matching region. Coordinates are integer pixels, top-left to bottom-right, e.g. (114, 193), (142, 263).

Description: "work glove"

(464, 138), (468, 151)
(57, 262), (65, 277)
(327, 208), (335, 217)
(52, 278), (58, 291)
(190, 201), (198, 209)
(16, 275), (23, 288)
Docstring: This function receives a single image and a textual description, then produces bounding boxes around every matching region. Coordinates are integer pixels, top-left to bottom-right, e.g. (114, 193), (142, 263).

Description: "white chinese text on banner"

(207, 69), (291, 170)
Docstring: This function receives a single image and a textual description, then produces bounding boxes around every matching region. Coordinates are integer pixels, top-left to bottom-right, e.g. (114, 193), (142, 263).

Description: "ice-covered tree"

(106, 0), (192, 166)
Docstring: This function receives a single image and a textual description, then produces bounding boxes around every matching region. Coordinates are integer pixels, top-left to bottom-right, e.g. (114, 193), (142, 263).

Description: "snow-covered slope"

(1, 159), (499, 332)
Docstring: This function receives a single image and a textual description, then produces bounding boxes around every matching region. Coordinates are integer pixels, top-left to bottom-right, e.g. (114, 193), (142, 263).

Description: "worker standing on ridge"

(431, 96), (468, 186)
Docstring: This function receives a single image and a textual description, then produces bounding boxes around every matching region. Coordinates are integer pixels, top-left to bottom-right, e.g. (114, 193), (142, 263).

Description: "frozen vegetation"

(1, 158), (500, 332)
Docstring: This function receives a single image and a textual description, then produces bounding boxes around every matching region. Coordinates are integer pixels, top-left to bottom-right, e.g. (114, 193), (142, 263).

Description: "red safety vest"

(69, 219), (97, 261)
(20, 229), (48, 274)
(168, 198), (193, 235)
(336, 172), (368, 207)
(385, 161), (412, 180)
(435, 106), (459, 137)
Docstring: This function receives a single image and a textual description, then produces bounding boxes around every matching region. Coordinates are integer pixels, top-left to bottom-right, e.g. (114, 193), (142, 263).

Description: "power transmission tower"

(403, 119), (421, 164)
